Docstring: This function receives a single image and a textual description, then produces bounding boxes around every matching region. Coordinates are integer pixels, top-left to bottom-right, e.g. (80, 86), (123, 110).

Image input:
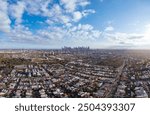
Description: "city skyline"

(0, 0), (150, 49)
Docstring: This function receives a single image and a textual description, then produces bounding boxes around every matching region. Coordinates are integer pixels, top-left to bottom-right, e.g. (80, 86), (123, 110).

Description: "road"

(105, 60), (126, 97)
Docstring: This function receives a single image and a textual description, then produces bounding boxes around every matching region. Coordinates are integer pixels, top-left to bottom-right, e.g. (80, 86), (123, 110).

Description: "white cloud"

(23, 0), (52, 15)
(82, 9), (95, 17)
(9, 1), (25, 24)
(5, 23), (101, 47)
(60, 0), (90, 12)
(102, 31), (145, 48)
(0, 0), (100, 48)
(36, 24), (101, 46)
(0, 0), (11, 33)
(73, 11), (82, 22)
(105, 26), (114, 31)
(96, 23), (150, 49)
(17, 0), (93, 25)
(79, 1), (90, 7)
(60, 0), (76, 12)
(8, 25), (40, 43)
(46, 19), (54, 25)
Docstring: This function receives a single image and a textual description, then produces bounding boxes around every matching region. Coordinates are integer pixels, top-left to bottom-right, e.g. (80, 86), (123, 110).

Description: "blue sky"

(0, 0), (150, 49)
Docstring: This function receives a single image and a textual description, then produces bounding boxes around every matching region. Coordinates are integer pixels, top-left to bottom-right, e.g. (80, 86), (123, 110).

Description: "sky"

(0, 0), (150, 49)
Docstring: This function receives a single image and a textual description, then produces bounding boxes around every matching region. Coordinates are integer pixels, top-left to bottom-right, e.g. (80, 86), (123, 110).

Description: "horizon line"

(1, 48), (150, 50)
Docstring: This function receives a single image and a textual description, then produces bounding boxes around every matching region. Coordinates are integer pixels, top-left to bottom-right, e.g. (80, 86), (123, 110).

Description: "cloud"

(9, 1), (25, 24)
(67, 24), (101, 42)
(18, 0), (93, 25)
(4, 22), (101, 48)
(22, 0), (52, 15)
(8, 25), (41, 43)
(0, 0), (94, 28)
(73, 11), (82, 22)
(100, 24), (150, 48)
(60, 0), (90, 12)
(105, 32), (142, 42)
(0, 0), (99, 48)
(98, 23), (150, 49)
(79, 0), (90, 7)
(37, 24), (101, 43)
(105, 26), (114, 31)
(82, 9), (96, 17)
(3, 0), (150, 49)
(0, 0), (11, 33)
(60, 0), (77, 12)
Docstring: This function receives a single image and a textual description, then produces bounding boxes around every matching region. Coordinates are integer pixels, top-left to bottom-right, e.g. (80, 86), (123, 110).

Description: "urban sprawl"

(0, 47), (150, 98)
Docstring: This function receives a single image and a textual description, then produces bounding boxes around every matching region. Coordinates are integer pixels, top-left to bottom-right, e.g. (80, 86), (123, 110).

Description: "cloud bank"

(0, 0), (150, 49)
